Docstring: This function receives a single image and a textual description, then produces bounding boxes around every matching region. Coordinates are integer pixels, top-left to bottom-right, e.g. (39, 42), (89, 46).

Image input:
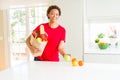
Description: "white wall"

(86, 0), (120, 18)
(50, 0), (84, 60)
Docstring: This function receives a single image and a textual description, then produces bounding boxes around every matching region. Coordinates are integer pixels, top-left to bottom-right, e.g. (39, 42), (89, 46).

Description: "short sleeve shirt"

(32, 23), (66, 61)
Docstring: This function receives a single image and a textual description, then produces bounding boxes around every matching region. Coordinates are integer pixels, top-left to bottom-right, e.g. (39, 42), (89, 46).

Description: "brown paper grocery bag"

(30, 34), (47, 57)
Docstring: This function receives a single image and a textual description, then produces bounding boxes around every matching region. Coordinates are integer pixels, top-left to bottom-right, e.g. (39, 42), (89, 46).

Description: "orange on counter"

(72, 61), (78, 66)
(71, 58), (77, 62)
(78, 60), (84, 66)
(71, 58), (78, 66)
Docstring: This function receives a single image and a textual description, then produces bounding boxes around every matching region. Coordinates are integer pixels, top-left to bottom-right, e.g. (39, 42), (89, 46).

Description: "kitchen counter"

(0, 61), (120, 80)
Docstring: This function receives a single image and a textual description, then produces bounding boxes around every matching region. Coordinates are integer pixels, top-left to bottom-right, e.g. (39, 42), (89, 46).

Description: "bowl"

(98, 42), (109, 49)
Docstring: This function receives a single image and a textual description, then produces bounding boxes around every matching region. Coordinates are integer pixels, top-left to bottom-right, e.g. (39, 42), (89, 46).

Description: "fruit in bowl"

(98, 42), (109, 49)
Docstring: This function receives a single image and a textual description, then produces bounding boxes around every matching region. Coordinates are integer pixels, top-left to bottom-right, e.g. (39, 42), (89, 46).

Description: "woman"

(26, 5), (71, 61)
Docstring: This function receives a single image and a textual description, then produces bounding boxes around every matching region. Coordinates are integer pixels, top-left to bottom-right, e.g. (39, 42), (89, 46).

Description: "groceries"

(64, 54), (71, 61)
(30, 25), (48, 57)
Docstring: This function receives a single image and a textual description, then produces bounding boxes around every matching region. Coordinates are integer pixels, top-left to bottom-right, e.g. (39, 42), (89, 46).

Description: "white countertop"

(0, 61), (120, 80)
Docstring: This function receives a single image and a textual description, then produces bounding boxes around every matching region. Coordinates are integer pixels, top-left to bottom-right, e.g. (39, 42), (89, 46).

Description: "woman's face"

(48, 9), (60, 23)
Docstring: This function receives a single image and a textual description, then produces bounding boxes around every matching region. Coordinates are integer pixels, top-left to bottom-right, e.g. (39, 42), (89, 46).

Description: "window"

(9, 5), (48, 67)
(84, 18), (120, 54)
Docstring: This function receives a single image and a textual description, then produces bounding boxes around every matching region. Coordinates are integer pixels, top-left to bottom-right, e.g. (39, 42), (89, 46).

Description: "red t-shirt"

(32, 23), (66, 61)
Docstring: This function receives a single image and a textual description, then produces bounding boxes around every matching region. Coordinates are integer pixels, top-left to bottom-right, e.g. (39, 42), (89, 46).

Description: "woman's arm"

(58, 40), (71, 57)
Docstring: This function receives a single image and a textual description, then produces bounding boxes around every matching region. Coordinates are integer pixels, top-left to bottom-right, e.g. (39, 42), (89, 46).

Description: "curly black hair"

(47, 5), (61, 19)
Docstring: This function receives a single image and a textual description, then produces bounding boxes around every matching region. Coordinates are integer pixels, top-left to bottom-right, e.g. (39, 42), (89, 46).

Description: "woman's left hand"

(64, 53), (71, 57)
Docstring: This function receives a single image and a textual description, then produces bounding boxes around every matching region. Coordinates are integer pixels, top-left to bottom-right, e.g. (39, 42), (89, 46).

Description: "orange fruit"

(71, 58), (77, 62)
(78, 60), (84, 66)
(72, 61), (78, 66)
(71, 58), (78, 66)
